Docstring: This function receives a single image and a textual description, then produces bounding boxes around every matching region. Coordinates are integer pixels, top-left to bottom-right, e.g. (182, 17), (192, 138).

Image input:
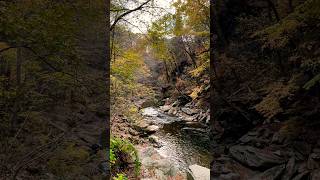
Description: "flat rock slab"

(146, 125), (160, 133)
(229, 145), (286, 169)
(189, 164), (210, 180)
(181, 107), (199, 115)
(160, 105), (171, 112)
(142, 107), (159, 117)
(139, 147), (187, 180)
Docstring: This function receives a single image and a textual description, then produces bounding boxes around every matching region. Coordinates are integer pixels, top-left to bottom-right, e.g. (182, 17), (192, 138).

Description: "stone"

(291, 171), (310, 180)
(229, 145), (286, 169)
(98, 161), (109, 174)
(177, 95), (192, 106)
(129, 128), (140, 136)
(149, 135), (162, 148)
(282, 157), (297, 180)
(189, 164), (210, 180)
(249, 165), (285, 180)
(181, 107), (199, 115)
(311, 169), (320, 180)
(146, 125), (160, 133)
(205, 115), (210, 124)
(185, 121), (207, 129)
(182, 127), (207, 134)
(307, 156), (320, 170)
(160, 105), (171, 112)
(141, 107), (159, 117)
(133, 121), (149, 132)
(220, 173), (241, 180)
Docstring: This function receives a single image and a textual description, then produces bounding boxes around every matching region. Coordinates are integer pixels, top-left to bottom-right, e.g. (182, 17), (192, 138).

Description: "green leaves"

(110, 137), (141, 178)
(111, 50), (143, 82)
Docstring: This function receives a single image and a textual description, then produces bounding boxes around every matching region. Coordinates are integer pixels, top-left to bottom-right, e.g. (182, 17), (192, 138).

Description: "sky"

(123, 0), (175, 34)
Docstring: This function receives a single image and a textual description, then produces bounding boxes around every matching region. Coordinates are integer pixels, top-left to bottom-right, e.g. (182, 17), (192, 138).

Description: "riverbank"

(111, 101), (211, 179)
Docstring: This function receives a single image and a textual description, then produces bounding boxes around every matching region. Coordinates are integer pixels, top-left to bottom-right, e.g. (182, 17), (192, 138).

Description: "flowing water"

(141, 107), (211, 171)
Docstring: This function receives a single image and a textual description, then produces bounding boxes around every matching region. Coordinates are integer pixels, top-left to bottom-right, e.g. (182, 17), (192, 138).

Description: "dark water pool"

(142, 107), (211, 171)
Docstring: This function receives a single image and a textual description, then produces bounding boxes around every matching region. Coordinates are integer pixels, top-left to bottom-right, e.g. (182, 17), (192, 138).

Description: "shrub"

(110, 137), (141, 178)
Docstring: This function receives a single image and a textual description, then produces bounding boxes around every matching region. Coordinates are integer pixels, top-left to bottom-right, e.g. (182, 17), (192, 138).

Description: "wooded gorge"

(0, 0), (319, 179)
(110, 0), (210, 179)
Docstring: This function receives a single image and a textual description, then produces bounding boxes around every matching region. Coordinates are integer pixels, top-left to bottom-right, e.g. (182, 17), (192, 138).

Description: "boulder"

(146, 125), (160, 133)
(249, 165), (285, 180)
(282, 157), (297, 180)
(149, 135), (162, 148)
(129, 128), (140, 136)
(188, 164), (210, 180)
(182, 127), (207, 134)
(185, 122), (207, 129)
(181, 107), (199, 115)
(229, 145), (286, 169)
(141, 107), (159, 117)
(160, 105), (171, 112)
(177, 95), (192, 106)
(311, 169), (320, 180)
(220, 173), (241, 180)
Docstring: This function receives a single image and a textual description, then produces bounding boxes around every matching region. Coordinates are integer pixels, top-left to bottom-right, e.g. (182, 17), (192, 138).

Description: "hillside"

(210, 0), (320, 179)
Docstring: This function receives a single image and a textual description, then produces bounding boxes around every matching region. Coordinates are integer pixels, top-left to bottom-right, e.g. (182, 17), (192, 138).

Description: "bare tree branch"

(110, 0), (152, 31)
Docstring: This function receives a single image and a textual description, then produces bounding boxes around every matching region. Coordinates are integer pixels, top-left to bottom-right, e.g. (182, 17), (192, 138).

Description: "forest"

(0, 1), (108, 179)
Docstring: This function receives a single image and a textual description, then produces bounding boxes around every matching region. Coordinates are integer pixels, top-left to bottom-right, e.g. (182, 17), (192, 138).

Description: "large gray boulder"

(188, 164), (210, 180)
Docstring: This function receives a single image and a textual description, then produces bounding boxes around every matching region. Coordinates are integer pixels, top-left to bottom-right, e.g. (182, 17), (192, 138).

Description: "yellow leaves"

(254, 18), (300, 49)
(255, 82), (298, 121)
(189, 86), (202, 100)
(111, 50), (144, 81)
(189, 59), (209, 77)
(253, 0), (320, 49)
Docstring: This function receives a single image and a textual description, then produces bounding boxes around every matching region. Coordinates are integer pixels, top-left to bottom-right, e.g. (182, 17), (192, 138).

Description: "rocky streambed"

(137, 107), (211, 180)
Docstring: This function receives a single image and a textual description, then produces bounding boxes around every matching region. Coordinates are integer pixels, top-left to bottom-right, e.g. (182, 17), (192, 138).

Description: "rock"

(282, 157), (297, 180)
(292, 141), (312, 156)
(141, 107), (159, 117)
(177, 95), (192, 106)
(229, 145), (286, 169)
(183, 115), (196, 121)
(168, 107), (178, 115)
(149, 135), (162, 147)
(249, 165), (285, 180)
(98, 161), (109, 174)
(160, 105), (171, 112)
(291, 171), (310, 180)
(220, 173), (241, 180)
(181, 107), (198, 115)
(311, 169), (320, 180)
(307, 155), (320, 170)
(185, 121), (207, 128)
(182, 127), (207, 134)
(154, 169), (167, 180)
(133, 121), (149, 131)
(129, 128), (140, 136)
(141, 99), (157, 108)
(146, 125), (160, 133)
(188, 164), (210, 180)
(310, 152), (320, 160)
(271, 133), (286, 144)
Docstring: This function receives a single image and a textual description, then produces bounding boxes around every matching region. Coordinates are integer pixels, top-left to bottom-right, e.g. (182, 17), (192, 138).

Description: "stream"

(141, 107), (211, 172)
